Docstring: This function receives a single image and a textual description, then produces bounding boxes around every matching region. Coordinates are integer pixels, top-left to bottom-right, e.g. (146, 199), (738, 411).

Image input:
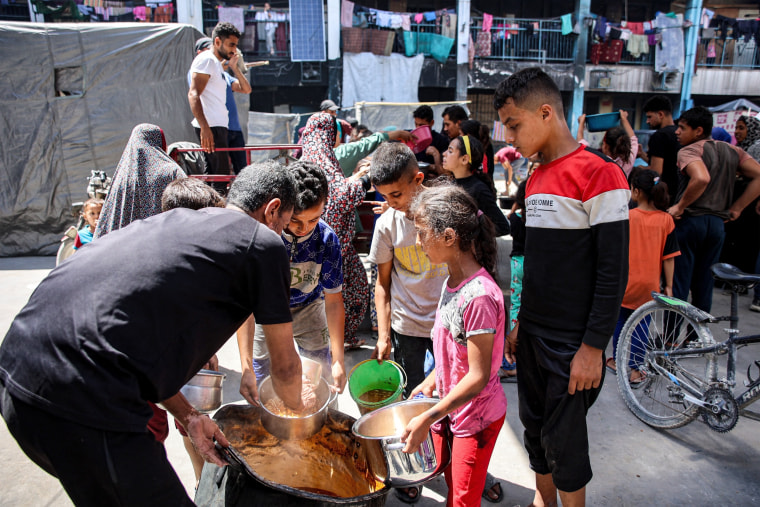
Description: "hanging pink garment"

(482, 13), (493, 32)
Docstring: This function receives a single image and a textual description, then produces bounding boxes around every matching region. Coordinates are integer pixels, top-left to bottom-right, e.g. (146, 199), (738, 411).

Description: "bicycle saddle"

(710, 263), (760, 287)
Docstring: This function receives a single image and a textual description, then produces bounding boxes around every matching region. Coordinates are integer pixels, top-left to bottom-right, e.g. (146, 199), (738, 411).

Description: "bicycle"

(615, 263), (760, 433)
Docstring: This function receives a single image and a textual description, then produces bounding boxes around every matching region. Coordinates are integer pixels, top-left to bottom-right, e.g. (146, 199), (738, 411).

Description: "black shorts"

(515, 327), (605, 493)
(0, 385), (193, 507)
(391, 329), (434, 399)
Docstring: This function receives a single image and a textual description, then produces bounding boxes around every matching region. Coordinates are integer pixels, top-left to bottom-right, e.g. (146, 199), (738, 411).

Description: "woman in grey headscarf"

(95, 123), (185, 238)
(735, 115), (760, 161)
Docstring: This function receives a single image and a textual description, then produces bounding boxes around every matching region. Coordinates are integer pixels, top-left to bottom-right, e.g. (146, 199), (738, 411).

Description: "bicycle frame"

(648, 290), (760, 410)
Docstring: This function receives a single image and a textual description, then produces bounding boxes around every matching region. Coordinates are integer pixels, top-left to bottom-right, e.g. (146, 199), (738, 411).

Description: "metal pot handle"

(384, 442), (405, 451)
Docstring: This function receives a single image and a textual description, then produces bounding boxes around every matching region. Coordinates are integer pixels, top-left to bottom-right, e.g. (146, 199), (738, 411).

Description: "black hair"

(643, 95), (672, 114)
(603, 126), (632, 163)
(678, 106), (713, 139)
(442, 105), (467, 123)
(288, 160), (328, 213)
(452, 134), (487, 177)
(413, 105), (434, 123)
(161, 177), (224, 212)
(493, 67), (564, 115)
(212, 22), (242, 42)
(226, 160), (296, 213)
(370, 142), (419, 186)
(355, 124), (372, 139)
(461, 119), (493, 151)
(630, 169), (670, 211)
(514, 179), (527, 218)
(410, 183), (498, 282)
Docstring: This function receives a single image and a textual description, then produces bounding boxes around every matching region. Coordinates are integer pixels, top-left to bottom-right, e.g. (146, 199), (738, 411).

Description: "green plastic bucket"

(348, 360), (407, 415)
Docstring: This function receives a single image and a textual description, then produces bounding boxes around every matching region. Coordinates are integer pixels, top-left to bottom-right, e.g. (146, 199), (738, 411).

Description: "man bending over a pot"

(0, 162), (304, 506)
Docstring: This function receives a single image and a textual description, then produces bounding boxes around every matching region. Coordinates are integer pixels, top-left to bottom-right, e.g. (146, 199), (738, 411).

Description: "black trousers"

(0, 385), (193, 507)
(195, 126), (230, 193)
(516, 328), (605, 493)
(391, 329), (434, 398)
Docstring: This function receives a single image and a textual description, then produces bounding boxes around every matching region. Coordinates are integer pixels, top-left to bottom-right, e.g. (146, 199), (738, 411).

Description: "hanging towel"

(414, 13), (423, 24)
(468, 32), (475, 68)
(401, 14), (411, 31)
(389, 14), (403, 29)
(701, 8), (714, 29)
(619, 29), (631, 41)
(342, 53), (424, 107)
(561, 13), (573, 35)
(133, 5), (146, 20)
(218, 7), (245, 33)
(476, 31), (491, 57)
(341, 0), (354, 28)
(423, 11), (436, 22)
(596, 16), (607, 39)
(627, 34), (649, 58)
(643, 21), (652, 32)
(628, 21), (644, 34)
(442, 13), (456, 39)
(482, 12), (493, 32)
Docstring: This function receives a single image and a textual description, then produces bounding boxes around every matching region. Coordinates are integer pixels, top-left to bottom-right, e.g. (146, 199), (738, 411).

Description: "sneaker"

(751, 298), (760, 313)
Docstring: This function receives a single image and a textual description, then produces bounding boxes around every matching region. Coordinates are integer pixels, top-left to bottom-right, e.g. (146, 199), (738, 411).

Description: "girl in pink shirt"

(401, 184), (507, 507)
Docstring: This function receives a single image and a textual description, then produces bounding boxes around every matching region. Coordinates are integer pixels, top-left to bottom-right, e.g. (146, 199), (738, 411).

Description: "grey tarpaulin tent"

(708, 99), (760, 113)
(0, 22), (201, 256)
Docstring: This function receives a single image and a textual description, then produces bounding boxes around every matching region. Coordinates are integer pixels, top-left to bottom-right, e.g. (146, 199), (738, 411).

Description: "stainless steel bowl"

(259, 375), (335, 440)
(352, 399), (448, 487)
(180, 369), (225, 413)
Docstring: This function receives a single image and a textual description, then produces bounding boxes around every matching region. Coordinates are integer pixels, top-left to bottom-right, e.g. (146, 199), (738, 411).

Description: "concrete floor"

(0, 253), (759, 506)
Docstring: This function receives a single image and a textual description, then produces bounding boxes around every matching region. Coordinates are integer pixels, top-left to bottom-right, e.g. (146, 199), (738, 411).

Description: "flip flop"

(482, 473), (504, 503)
(605, 357), (617, 376)
(629, 370), (648, 389)
(394, 485), (423, 504)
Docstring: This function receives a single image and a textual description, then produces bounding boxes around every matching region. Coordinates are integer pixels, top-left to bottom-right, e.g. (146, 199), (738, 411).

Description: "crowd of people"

(1, 21), (760, 507)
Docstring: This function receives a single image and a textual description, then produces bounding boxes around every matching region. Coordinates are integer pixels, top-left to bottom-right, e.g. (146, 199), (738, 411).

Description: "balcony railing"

(203, 7), (291, 60)
(469, 17), (575, 63)
(697, 36), (759, 69)
(0, 2), (31, 21)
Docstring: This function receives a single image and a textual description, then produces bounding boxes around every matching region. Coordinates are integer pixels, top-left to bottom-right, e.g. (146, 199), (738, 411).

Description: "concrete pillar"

(176, 0), (204, 33)
(678, 0), (703, 116)
(568, 0), (590, 137)
(27, 0), (44, 22)
(327, 0), (341, 102)
(455, 0), (471, 102)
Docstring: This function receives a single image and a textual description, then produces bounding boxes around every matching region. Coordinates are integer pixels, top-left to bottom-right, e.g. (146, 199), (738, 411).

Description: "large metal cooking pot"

(352, 399), (449, 487)
(196, 404), (390, 506)
(180, 369), (224, 412)
(259, 375), (336, 440)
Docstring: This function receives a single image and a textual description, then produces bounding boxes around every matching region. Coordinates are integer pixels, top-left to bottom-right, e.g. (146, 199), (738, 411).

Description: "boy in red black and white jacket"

(496, 68), (629, 507)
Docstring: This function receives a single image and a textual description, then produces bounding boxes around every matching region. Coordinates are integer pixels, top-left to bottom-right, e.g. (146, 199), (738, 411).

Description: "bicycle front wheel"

(616, 300), (717, 429)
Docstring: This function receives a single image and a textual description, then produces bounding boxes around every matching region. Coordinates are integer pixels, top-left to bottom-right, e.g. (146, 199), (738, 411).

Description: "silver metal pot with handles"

(351, 399), (449, 487)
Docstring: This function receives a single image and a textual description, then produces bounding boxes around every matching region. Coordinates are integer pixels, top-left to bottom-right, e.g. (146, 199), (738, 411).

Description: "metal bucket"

(180, 369), (224, 413)
(352, 399), (449, 487)
(259, 375), (335, 440)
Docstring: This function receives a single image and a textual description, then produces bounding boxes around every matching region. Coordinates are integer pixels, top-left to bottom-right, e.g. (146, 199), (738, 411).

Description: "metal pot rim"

(352, 399), (439, 439)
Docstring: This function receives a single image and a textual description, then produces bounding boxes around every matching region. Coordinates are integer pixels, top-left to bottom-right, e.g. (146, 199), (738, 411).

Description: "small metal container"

(259, 375), (335, 440)
(352, 399), (449, 487)
(180, 369), (224, 413)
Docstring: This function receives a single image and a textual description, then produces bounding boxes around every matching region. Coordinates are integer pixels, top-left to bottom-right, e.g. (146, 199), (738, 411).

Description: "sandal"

(482, 472), (504, 503)
(605, 357), (617, 376)
(344, 339), (366, 351)
(394, 485), (423, 504)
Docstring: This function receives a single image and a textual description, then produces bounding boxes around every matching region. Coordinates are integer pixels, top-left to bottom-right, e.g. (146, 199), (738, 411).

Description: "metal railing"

(203, 7), (291, 60)
(697, 36), (759, 69)
(469, 16), (575, 63)
(0, 3), (31, 21)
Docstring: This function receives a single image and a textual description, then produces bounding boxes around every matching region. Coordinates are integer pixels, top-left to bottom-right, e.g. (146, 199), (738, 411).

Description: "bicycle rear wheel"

(616, 300), (717, 429)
